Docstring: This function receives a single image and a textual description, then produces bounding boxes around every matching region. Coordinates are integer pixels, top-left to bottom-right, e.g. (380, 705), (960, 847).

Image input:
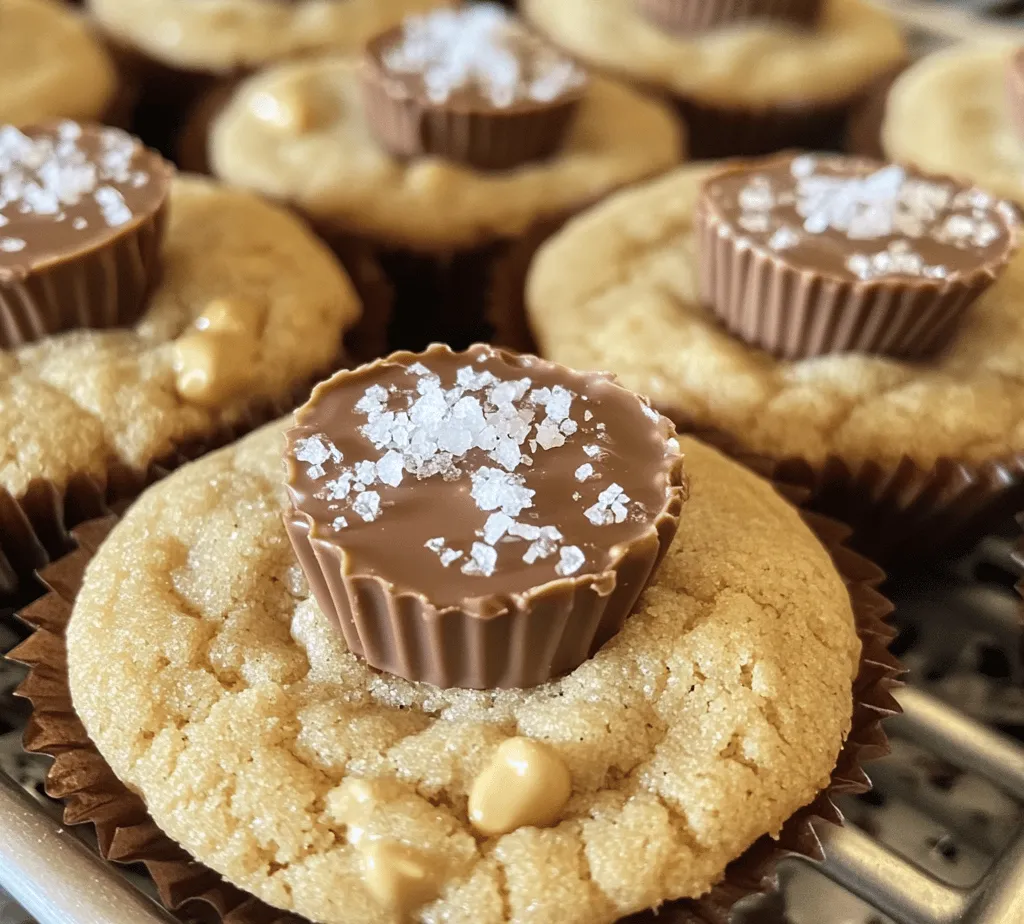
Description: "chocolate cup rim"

(6, 447), (902, 924)
(0, 121), (176, 280)
(631, 0), (824, 35)
(697, 153), (1023, 292)
(362, 24), (591, 119)
(284, 342), (687, 616)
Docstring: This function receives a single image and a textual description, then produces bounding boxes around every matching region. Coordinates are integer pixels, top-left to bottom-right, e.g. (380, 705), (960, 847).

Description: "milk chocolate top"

(285, 345), (681, 608)
(701, 154), (1019, 284)
(0, 122), (173, 280)
(368, 4), (587, 114)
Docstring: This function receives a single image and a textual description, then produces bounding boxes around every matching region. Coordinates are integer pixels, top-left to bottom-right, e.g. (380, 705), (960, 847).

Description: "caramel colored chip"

(249, 87), (313, 135)
(195, 296), (265, 337)
(172, 329), (258, 406)
(361, 840), (442, 915)
(469, 737), (573, 836)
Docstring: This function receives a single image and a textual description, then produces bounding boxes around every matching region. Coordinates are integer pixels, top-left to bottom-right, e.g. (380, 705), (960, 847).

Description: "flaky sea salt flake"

(352, 491), (381, 523)
(556, 546), (585, 577)
(575, 463), (594, 482)
(376, 450), (405, 487)
(482, 512), (514, 545)
(462, 542), (498, 577)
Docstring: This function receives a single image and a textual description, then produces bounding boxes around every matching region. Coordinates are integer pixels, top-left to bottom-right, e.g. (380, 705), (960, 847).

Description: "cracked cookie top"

(527, 162), (1024, 469)
(0, 174), (360, 501)
(66, 419), (857, 924)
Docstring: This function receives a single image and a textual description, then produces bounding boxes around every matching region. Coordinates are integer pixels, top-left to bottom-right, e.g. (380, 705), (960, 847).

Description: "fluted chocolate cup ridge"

(0, 122), (175, 349)
(696, 204), (984, 359)
(285, 499), (679, 689)
(0, 206), (168, 348)
(283, 344), (688, 690)
(360, 12), (589, 172)
(695, 155), (1021, 361)
(361, 59), (584, 171)
(633, 0), (822, 34)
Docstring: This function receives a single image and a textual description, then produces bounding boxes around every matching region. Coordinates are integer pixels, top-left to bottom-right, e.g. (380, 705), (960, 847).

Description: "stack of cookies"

(8, 1), (1019, 923)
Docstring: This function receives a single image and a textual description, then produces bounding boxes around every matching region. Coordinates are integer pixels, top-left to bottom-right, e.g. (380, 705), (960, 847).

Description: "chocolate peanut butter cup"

(696, 153), (1021, 360)
(634, 0), (821, 34)
(0, 122), (173, 348)
(362, 4), (588, 170)
(284, 344), (686, 689)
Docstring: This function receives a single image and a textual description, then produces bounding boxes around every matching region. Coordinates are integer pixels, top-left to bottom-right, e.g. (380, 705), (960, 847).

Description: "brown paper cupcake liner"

(320, 213), (574, 356)
(662, 409), (1024, 567)
(1014, 514), (1024, 665)
(108, 39), (222, 161)
(671, 94), (852, 160)
(695, 197), (990, 361)
(6, 453), (901, 924)
(175, 79), (240, 175)
(633, 0), (821, 35)
(844, 62), (910, 160)
(0, 369), (343, 602)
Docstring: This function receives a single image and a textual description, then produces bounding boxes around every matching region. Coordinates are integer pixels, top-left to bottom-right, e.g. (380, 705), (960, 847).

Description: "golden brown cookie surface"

(527, 162), (1024, 469)
(209, 56), (683, 250)
(0, 176), (360, 498)
(68, 422), (857, 924)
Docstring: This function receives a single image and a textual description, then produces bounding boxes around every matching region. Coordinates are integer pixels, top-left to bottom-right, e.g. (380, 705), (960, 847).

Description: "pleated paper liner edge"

(662, 408), (1024, 568)
(7, 448), (902, 924)
(0, 358), (354, 602)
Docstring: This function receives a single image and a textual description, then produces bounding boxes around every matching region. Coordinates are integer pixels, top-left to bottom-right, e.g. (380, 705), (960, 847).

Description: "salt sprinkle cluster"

(294, 357), (655, 581)
(733, 155), (1015, 282)
(382, 4), (587, 108)
(0, 122), (150, 253)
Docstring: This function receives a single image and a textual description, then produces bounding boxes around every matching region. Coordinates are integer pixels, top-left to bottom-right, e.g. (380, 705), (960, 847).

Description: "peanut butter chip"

(360, 840), (442, 917)
(172, 297), (265, 405)
(196, 296), (264, 337)
(172, 330), (257, 407)
(468, 737), (572, 836)
(249, 88), (311, 134)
